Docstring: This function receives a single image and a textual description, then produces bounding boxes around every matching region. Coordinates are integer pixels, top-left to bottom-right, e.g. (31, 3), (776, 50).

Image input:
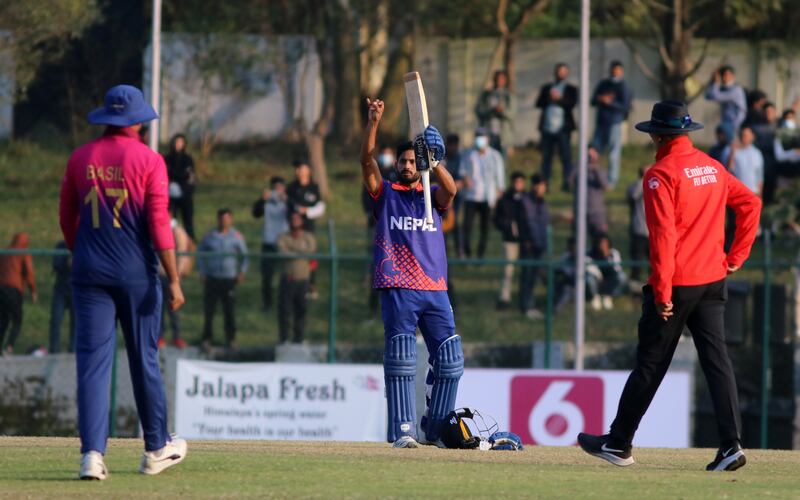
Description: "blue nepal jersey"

(369, 179), (448, 291)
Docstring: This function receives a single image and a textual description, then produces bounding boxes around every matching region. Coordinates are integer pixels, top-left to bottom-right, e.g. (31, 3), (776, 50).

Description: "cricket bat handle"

(421, 169), (433, 225)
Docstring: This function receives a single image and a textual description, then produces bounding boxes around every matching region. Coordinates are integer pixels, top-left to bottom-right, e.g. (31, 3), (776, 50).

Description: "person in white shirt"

(461, 128), (506, 258)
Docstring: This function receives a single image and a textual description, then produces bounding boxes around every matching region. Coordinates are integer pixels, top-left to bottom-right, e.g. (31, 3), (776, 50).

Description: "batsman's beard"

(398, 169), (421, 186)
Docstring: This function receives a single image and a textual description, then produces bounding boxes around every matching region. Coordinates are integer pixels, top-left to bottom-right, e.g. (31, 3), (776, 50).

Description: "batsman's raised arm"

(361, 98), (384, 195)
(433, 159), (457, 209)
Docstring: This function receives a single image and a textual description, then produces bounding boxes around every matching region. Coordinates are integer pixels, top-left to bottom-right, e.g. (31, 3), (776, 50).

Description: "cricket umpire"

(59, 85), (188, 479)
(360, 98), (461, 448)
(578, 101), (761, 471)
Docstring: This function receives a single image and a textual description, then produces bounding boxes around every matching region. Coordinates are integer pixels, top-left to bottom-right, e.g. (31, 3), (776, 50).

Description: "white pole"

(574, 0), (591, 371)
(148, 0), (162, 152)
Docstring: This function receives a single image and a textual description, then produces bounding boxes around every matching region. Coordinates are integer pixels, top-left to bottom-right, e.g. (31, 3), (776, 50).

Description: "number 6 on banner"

(528, 381), (585, 446)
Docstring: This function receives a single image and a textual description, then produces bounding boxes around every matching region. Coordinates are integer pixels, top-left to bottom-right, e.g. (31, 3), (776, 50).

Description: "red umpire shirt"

(643, 135), (761, 304)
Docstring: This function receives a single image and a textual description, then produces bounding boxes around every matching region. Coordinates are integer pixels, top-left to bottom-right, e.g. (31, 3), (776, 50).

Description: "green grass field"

(1, 437), (799, 498)
(0, 139), (794, 354)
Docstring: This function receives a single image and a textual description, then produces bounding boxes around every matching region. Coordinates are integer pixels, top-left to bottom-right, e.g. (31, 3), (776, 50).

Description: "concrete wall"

(143, 35), (800, 148)
(416, 38), (800, 147)
(144, 34), (322, 144)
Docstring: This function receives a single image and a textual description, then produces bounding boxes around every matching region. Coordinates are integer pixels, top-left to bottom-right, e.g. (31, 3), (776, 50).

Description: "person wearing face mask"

(462, 128), (506, 259)
(590, 61), (633, 187)
(536, 62), (578, 192)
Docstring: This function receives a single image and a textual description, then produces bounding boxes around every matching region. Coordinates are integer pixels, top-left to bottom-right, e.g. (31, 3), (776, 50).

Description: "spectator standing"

(442, 134), (465, 257)
(519, 174), (550, 319)
(475, 69), (515, 154)
(158, 220), (194, 349)
(277, 212), (317, 344)
(571, 147), (610, 237)
(48, 240), (73, 353)
(0, 232), (37, 355)
(164, 134), (196, 239)
(723, 126), (764, 196)
(708, 123), (734, 164)
(494, 171), (527, 309)
(287, 160), (326, 232)
(589, 234), (628, 311)
(462, 128), (505, 258)
(536, 63), (578, 191)
(197, 209), (249, 351)
(705, 66), (747, 133)
(591, 61), (633, 187)
(743, 89), (768, 128)
(253, 176), (289, 312)
(626, 167), (650, 284)
(752, 102), (779, 203)
(287, 160), (325, 299)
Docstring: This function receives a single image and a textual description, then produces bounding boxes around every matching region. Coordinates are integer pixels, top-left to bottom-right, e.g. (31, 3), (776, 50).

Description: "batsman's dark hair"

(510, 171), (525, 181)
(396, 141), (414, 159)
(217, 208), (232, 218)
(270, 176), (285, 187)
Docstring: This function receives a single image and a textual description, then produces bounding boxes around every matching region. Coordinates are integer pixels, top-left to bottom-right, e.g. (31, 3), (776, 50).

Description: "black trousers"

(260, 243), (278, 310)
(170, 192), (195, 240)
(278, 277), (308, 343)
(0, 285), (22, 349)
(462, 200), (490, 258)
(609, 279), (741, 448)
(540, 130), (574, 189)
(629, 232), (649, 281)
(202, 277), (237, 343)
(519, 247), (543, 312)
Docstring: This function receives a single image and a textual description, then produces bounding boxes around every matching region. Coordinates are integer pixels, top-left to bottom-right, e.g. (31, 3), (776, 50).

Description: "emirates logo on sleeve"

(648, 178), (660, 190)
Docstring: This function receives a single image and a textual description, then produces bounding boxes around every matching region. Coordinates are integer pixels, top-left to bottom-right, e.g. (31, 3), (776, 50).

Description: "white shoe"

(602, 296), (614, 310)
(140, 437), (188, 475)
(591, 296), (602, 311)
(79, 451), (108, 480)
(525, 308), (544, 320)
(392, 435), (419, 448)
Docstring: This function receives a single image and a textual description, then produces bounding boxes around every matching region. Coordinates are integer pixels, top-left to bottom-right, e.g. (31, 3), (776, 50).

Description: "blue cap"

(87, 85), (158, 127)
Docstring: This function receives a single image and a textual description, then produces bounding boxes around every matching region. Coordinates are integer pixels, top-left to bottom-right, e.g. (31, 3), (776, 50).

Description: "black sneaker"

(577, 433), (635, 467)
(706, 443), (746, 471)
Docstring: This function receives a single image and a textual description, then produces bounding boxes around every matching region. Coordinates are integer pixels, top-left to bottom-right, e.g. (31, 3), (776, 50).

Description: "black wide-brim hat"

(635, 100), (703, 134)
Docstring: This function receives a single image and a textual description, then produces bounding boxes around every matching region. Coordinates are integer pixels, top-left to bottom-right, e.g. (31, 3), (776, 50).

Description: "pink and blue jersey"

(59, 127), (174, 285)
(370, 179), (448, 291)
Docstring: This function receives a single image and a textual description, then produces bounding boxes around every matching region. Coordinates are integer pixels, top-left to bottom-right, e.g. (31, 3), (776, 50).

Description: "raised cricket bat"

(404, 71), (434, 225)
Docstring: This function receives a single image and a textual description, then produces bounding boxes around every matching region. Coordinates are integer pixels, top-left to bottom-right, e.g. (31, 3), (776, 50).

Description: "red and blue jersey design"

(370, 180), (448, 291)
(59, 128), (174, 285)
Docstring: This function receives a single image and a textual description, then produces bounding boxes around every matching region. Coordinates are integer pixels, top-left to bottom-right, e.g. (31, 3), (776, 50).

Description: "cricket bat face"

(404, 71), (434, 224)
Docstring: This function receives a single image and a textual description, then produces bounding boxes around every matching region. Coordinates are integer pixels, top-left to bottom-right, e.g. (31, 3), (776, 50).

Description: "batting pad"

(425, 335), (464, 441)
(384, 333), (417, 442)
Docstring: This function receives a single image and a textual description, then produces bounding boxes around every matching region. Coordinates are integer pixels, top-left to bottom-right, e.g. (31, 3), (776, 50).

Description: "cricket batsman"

(59, 85), (188, 479)
(360, 98), (461, 448)
(578, 101), (761, 471)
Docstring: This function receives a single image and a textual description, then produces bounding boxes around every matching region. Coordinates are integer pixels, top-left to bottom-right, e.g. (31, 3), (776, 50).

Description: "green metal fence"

(0, 226), (793, 447)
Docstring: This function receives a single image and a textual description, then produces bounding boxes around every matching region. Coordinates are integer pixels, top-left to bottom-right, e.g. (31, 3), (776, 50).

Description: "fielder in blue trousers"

(360, 97), (462, 447)
(59, 85), (188, 479)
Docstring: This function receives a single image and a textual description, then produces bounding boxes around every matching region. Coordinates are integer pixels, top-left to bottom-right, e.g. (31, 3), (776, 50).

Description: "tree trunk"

(376, 17), (414, 139)
(333, 5), (362, 148)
